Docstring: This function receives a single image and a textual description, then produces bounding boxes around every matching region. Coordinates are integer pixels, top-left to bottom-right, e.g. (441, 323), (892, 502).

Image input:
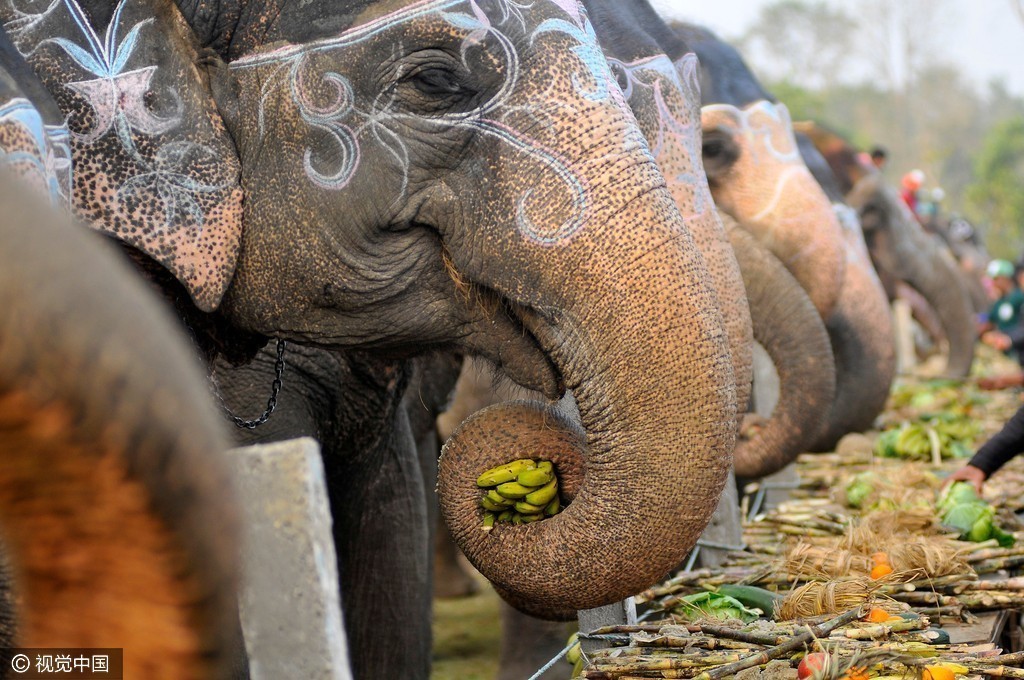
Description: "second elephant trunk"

(727, 225), (835, 479)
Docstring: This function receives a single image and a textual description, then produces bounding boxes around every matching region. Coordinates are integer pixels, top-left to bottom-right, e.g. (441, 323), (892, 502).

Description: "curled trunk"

(727, 224), (835, 479)
(439, 186), (737, 619)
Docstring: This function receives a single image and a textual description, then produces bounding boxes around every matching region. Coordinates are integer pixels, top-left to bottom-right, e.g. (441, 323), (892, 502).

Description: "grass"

(431, 573), (501, 680)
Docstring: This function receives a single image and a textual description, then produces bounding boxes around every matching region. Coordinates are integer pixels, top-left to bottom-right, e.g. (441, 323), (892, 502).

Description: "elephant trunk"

(726, 225), (835, 479)
(811, 230), (896, 452)
(439, 183), (737, 619)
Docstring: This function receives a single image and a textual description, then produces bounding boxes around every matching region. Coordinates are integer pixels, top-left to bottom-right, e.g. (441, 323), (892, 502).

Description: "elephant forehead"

(702, 101), (800, 159)
(233, 0), (582, 66)
(229, 0), (662, 250)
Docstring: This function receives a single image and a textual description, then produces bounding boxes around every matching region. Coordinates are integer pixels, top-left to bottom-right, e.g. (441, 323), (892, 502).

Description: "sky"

(651, 0), (1024, 95)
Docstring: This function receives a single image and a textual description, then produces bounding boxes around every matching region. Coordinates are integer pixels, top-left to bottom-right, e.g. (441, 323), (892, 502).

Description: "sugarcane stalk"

(592, 653), (745, 669)
(972, 554), (1024, 574)
(958, 591), (1024, 609)
(889, 591), (960, 606)
(830, 618), (931, 640)
(971, 577), (1024, 590)
(912, 605), (965, 618)
(964, 651), (1024, 665)
(964, 666), (1024, 678)
(967, 546), (1024, 562)
(688, 606), (865, 680)
(695, 624), (787, 646)
(589, 625), (685, 636)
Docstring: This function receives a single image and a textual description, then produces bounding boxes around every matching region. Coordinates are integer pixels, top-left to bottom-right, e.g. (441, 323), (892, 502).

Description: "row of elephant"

(0, 0), (980, 678)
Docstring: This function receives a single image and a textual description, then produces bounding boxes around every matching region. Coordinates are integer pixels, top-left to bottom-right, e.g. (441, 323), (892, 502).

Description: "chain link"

(227, 338), (286, 429)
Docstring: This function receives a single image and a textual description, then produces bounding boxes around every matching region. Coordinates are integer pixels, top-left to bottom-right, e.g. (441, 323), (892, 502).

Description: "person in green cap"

(978, 258), (1024, 364)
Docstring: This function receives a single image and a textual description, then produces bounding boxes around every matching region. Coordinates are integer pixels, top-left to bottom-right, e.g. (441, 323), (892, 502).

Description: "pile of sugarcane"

(574, 606), (1024, 679)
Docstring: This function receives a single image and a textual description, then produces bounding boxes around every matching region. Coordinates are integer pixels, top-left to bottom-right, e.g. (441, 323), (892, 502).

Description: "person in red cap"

(900, 169), (925, 217)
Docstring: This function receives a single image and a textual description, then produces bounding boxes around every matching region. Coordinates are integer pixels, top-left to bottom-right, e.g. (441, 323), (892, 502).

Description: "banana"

(496, 481), (535, 499)
(511, 513), (524, 525)
(566, 633), (580, 664)
(485, 490), (514, 507)
(525, 478), (558, 506)
(544, 497), (560, 516)
(497, 509), (514, 523)
(480, 496), (508, 512)
(476, 459), (537, 487)
(517, 461), (554, 487)
(481, 512), (496, 532)
(520, 512), (544, 523)
(515, 500), (546, 514)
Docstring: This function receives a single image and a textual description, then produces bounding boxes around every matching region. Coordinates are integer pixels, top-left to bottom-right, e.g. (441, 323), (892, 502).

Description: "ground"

(431, 571), (501, 680)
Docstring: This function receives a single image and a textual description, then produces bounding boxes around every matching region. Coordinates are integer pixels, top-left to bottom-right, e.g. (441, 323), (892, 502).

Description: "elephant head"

(6, 0), (737, 618)
(798, 121), (975, 378)
(672, 23), (847, 320)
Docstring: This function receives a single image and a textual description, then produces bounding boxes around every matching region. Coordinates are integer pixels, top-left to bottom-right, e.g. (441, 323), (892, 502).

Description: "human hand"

(978, 373), (1024, 390)
(982, 331), (1012, 352)
(942, 464), (986, 495)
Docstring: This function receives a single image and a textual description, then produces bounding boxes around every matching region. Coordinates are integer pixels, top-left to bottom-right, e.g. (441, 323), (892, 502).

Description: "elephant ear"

(0, 0), (243, 312)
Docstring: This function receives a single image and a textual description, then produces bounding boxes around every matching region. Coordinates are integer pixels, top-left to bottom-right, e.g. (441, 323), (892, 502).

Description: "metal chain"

(227, 338), (286, 429)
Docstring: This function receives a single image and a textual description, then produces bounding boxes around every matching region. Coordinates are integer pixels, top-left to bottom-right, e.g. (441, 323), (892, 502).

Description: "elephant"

(428, 4), (835, 677)
(6, 0), (742, 677)
(797, 121), (976, 378)
(0, 36), (240, 678)
(672, 23), (848, 322)
(794, 131), (897, 451)
(660, 23), (841, 472)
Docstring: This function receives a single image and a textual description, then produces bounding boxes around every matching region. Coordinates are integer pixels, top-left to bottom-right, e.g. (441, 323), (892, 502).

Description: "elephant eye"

(701, 129), (740, 181)
(407, 66), (464, 96)
(395, 57), (481, 114)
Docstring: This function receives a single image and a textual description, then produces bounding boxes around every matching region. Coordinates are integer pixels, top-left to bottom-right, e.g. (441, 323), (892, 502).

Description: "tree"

(738, 1), (857, 90)
(966, 116), (1024, 258)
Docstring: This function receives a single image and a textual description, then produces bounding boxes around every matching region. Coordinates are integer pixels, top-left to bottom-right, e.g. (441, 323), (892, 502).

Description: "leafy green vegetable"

(845, 472), (877, 509)
(938, 484), (1015, 546)
(937, 481), (980, 513)
(675, 591), (762, 623)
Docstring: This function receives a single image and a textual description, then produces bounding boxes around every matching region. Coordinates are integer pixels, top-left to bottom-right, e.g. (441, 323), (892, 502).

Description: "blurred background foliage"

(729, 0), (1024, 259)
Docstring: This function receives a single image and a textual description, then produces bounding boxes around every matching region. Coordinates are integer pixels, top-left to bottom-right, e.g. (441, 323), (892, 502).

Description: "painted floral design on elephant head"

(0, 97), (72, 205)
(2, 0), (231, 233)
(702, 100), (802, 167)
(610, 53), (710, 219)
(231, 0), (641, 247)
(701, 100), (812, 223)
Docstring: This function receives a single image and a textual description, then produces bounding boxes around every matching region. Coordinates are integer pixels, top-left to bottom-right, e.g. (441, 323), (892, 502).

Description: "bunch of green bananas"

(476, 458), (561, 530)
(875, 415), (979, 462)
